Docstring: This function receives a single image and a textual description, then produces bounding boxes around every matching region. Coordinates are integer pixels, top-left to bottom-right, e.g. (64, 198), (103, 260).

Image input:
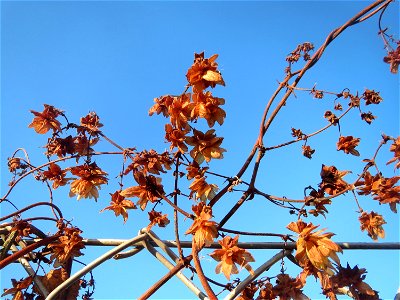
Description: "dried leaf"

(185, 203), (218, 249)
(287, 220), (342, 273)
(359, 211), (386, 241)
(69, 162), (108, 200)
(337, 136), (360, 156)
(101, 191), (137, 222)
(210, 235), (255, 280)
(28, 104), (63, 134)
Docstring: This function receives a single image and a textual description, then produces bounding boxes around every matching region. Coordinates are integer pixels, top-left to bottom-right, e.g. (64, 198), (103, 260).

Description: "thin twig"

(0, 202), (63, 222)
(138, 255), (192, 300)
(0, 234), (60, 270)
(173, 154), (184, 259)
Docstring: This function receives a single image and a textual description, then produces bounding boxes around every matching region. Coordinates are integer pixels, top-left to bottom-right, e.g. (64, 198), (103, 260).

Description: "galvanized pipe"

(46, 233), (147, 300)
(142, 239), (208, 299)
(224, 249), (293, 300)
(78, 239), (400, 250)
(1, 234), (49, 298)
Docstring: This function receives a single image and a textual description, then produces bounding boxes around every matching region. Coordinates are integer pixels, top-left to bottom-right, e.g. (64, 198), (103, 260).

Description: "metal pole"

(113, 246), (144, 260)
(77, 239), (400, 250)
(0, 235), (49, 298)
(224, 249), (293, 300)
(142, 239), (208, 299)
(145, 229), (181, 263)
(46, 233), (147, 300)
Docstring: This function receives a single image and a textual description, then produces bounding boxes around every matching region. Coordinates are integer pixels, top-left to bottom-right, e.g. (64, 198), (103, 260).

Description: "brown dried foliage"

(360, 112), (376, 124)
(324, 263), (378, 300)
(78, 112), (103, 136)
(337, 136), (360, 156)
(35, 268), (80, 300)
(209, 235), (255, 280)
(147, 210), (170, 230)
(271, 274), (308, 300)
(48, 226), (85, 267)
(359, 211), (386, 241)
(124, 150), (172, 176)
(185, 202), (218, 249)
(383, 43), (400, 73)
(69, 162), (108, 200)
(43, 163), (71, 189)
(121, 173), (165, 210)
(2, 277), (33, 300)
(3, 9), (400, 297)
(362, 89), (383, 105)
(186, 129), (226, 164)
(319, 165), (350, 196)
(287, 220), (342, 274)
(101, 191), (137, 223)
(356, 171), (400, 213)
(189, 175), (218, 202)
(186, 52), (225, 92)
(387, 136), (400, 169)
(28, 104), (63, 134)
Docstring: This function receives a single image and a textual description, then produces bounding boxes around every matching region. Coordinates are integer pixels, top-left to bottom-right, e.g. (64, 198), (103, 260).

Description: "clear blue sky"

(1, 1), (399, 299)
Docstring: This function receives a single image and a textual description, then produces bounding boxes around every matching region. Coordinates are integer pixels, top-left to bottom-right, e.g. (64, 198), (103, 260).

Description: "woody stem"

(192, 244), (217, 300)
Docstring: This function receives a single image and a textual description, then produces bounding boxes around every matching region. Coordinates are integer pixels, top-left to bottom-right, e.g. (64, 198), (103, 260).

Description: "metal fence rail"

(1, 226), (399, 300)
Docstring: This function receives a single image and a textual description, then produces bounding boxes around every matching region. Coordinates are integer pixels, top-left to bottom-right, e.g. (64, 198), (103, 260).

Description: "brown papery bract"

(165, 124), (189, 153)
(256, 282), (276, 300)
(121, 173), (165, 210)
(236, 283), (258, 300)
(147, 210), (170, 230)
(191, 91), (226, 127)
(78, 112), (103, 136)
(383, 44), (400, 73)
(387, 136), (400, 169)
(48, 226), (85, 267)
(359, 211), (386, 241)
(361, 112), (376, 124)
(209, 235), (255, 280)
(43, 163), (71, 189)
(319, 165), (350, 196)
(101, 191), (137, 223)
(272, 274), (308, 300)
(362, 89), (383, 105)
(291, 128), (304, 139)
(73, 134), (99, 158)
(324, 111), (339, 126)
(287, 219), (342, 274)
(186, 52), (225, 93)
(68, 162), (108, 201)
(28, 104), (63, 134)
(45, 136), (76, 158)
(168, 94), (192, 130)
(330, 263), (378, 299)
(302, 145), (315, 159)
(185, 129), (226, 164)
(34, 268), (81, 300)
(189, 175), (218, 202)
(356, 171), (400, 213)
(186, 161), (207, 180)
(124, 149), (173, 176)
(337, 135), (360, 156)
(2, 277), (33, 300)
(185, 202), (218, 249)
(355, 171), (381, 196)
(149, 95), (174, 117)
(7, 157), (23, 173)
(10, 220), (32, 240)
(372, 176), (400, 213)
